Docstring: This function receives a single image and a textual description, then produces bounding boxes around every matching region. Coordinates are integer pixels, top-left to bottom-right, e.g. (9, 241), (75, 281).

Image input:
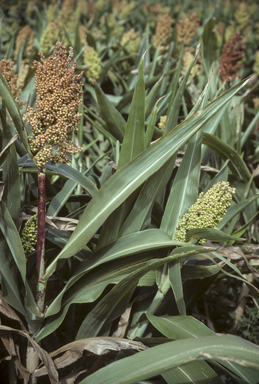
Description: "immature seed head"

(21, 214), (37, 255)
(158, 115), (167, 133)
(83, 45), (101, 85)
(175, 181), (236, 244)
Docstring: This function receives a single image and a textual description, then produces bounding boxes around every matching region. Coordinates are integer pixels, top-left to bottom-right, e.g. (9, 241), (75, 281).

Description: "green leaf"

(36, 278), (120, 342)
(36, 263), (143, 342)
(37, 246), (214, 342)
(144, 103), (158, 148)
(75, 247), (213, 340)
(1, 113), (20, 225)
(43, 78), (250, 278)
(203, 160), (229, 193)
(99, 46), (124, 84)
(162, 361), (222, 384)
(218, 194), (259, 230)
(96, 53), (146, 245)
(4, 29), (16, 60)
(202, 133), (258, 235)
(47, 179), (77, 217)
(202, 102), (228, 138)
(0, 131), (18, 168)
(232, 210), (259, 238)
(0, 239), (27, 318)
(83, 111), (117, 144)
(45, 230), (179, 318)
(47, 164), (98, 197)
(202, 250), (259, 304)
(181, 263), (221, 280)
(160, 129), (202, 238)
(0, 201), (39, 319)
(148, 314), (215, 339)
(0, 201), (27, 282)
(159, 43), (175, 98)
(202, 132), (251, 182)
(117, 55), (145, 169)
(145, 76), (162, 118)
(168, 261), (186, 316)
(202, 18), (218, 70)
(164, 46), (199, 134)
(0, 72), (31, 155)
(95, 81), (126, 142)
(74, 229), (177, 280)
(159, 96), (203, 319)
(46, 229), (91, 261)
(147, 44), (160, 81)
(118, 158), (176, 236)
(76, 56), (144, 247)
(185, 227), (245, 243)
(20, 160), (98, 198)
(81, 335), (259, 384)
(220, 105), (235, 147)
(241, 109), (259, 148)
(148, 314), (259, 384)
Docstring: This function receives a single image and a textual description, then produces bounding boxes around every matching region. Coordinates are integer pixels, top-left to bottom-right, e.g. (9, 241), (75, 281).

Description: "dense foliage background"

(1, 0), (259, 383)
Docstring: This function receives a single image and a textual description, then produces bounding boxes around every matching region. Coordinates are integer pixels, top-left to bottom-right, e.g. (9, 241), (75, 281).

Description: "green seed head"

(21, 214), (37, 255)
(175, 181), (236, 244)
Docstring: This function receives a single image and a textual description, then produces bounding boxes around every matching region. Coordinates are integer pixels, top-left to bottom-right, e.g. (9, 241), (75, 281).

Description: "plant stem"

(36, 171), (46, 315)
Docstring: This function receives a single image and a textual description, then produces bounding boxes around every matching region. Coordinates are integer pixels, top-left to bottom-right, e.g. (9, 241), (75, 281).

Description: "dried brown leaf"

(35, 337), (147, 377)
(207, 243), (259, 277)
(114, 304), (132, 338)
(213, 244), (246, 260)
(20, 207), (79, 231)
(240, 243), (259, 255)
(0, 325), (59, 384)
(26, 344), (39, 373)
(46, 216), (79, 231)
(1, 333), (31, 383)
(0, 291), (26, 331)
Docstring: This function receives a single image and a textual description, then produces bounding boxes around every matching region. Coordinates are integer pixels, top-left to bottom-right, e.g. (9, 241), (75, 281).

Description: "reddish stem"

(36, 171), (46, 314)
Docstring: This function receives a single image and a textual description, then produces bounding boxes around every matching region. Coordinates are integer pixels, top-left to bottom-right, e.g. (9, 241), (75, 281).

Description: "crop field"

(1, 1), (259, 383)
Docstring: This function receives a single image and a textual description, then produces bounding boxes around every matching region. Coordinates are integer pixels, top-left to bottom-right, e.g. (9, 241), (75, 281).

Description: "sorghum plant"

(1, 2), (259, 382)
(26, 41), (83, 313)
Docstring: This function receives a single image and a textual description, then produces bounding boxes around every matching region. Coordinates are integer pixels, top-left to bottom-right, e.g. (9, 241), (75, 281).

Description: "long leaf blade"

(82, 335), (259, 384)
(1, 114), (20, 225)
(95, 81), (126, 142)
(0, 72), (31, 155)
(117, 55), (145, 169)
